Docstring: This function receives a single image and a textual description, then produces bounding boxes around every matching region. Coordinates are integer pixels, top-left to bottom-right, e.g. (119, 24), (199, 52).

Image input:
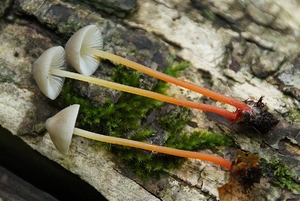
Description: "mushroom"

(32, 46), (66, 100)
(45, 104), (232, 170)
(65, 25), (103, 76)
(65, 25), (252, 113)
(33, 46), (239, 120)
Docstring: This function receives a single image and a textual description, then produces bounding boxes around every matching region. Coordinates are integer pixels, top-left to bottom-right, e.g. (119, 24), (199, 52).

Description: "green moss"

(0, 66), (16, 83)
(155, 61), (190, 94)
(112, 65), (141, 88)
(116, 130), (232, 180)
(60, 79), (160, 137)
(261, 158), (300, 192)
(165, 131), (232, 151)
(289, 109), (300, 122)
(164, 61), (190, 77)
(58, 61), (232, 179)
(202, 9), (216, 21)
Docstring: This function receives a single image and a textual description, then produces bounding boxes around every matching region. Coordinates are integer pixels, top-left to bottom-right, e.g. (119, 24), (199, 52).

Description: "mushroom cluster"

(32, 24), (257, 169)
(33, 25), (252, 120)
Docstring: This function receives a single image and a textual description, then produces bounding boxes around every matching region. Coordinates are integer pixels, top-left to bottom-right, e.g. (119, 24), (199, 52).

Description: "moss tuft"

(164, 61), (190, 77)
(154, 61), (190, 94)
(58, 61), (232, 179)
(165, 131), (233, 151)
(289, 109), (300, 122)
(202, 10), (216, 21)
(261, 158), (300, 192)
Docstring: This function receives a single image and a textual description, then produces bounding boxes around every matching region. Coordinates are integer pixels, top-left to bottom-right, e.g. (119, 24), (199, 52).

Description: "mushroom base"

(238, 97), (279, 134)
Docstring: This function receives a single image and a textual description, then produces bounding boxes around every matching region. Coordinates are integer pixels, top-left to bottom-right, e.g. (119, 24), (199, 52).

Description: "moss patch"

(289, 109), (300, 122)
(58, 61), (232, 179)
(165, 130), (232, 151)
(261, 158), (300, 192)
(202, 9), (216, 21)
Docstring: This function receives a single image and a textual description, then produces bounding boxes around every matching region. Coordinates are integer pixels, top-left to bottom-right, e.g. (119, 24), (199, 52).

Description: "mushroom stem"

(50, 68), (238, 120)
(46, 104), (232, 170)
(73, 127), (232, 170)
(81, 46), (251, 112)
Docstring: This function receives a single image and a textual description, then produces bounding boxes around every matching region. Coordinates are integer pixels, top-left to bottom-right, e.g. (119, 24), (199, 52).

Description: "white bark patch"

(0, 83), (33, 135)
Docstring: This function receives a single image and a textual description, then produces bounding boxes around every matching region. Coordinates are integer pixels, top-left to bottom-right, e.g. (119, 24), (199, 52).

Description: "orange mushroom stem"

(50, 68), (240, 120)
(33, 46), (240, 120)
(65, 24), (252, 121)
(46, 104), (232, 170)
(81, 46), (252, 112)
(74, 128), (232, 170)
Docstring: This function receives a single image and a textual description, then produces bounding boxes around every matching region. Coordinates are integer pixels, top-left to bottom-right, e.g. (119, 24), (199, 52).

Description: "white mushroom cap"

(65, 25), (103, 76)
(33, 46), (66, 100)
(45, 104), (80, 154)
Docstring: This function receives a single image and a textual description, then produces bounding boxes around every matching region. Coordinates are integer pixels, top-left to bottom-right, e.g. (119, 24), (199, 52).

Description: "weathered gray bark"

(1, 0), (300, 200)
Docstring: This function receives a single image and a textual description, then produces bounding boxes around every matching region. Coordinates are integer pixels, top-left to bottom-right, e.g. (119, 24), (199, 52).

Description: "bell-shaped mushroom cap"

(33, 46), (66, 100)
(45, 104), (80, 154)
(65, 25), (103, 76)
